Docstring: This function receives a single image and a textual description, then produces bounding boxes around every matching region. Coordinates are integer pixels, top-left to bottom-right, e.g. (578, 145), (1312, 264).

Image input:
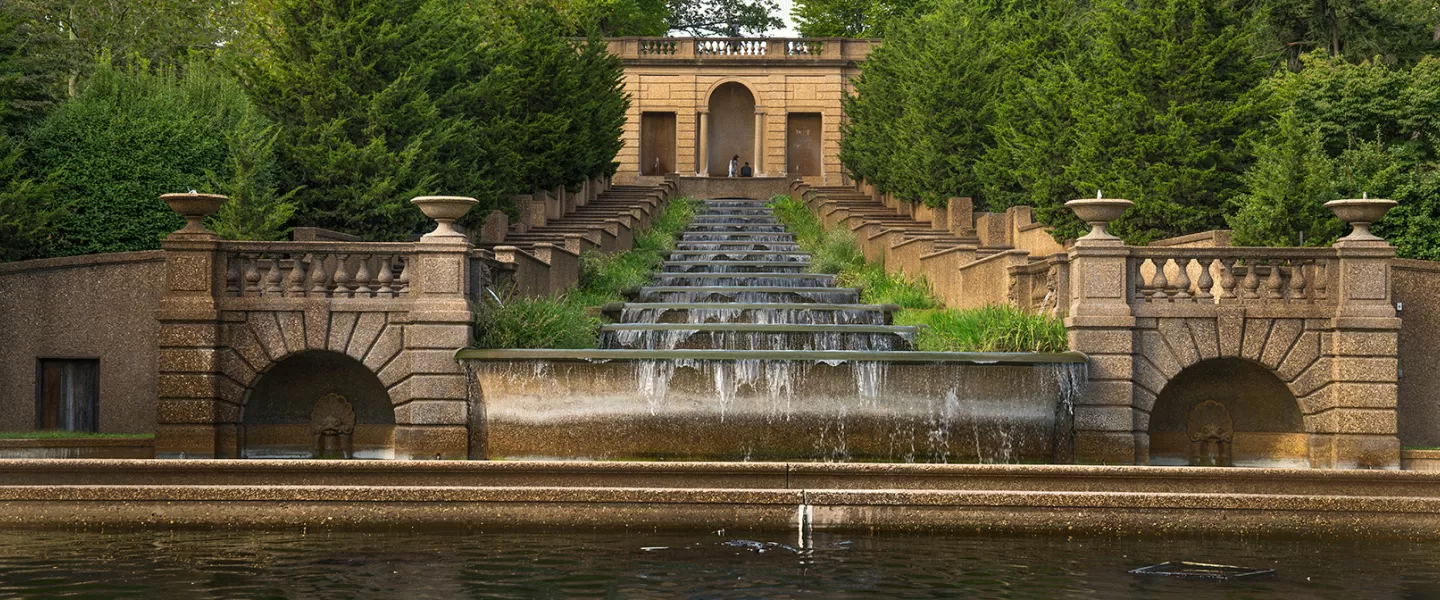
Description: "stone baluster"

(1218, 258), (1237, 300)
(243, 255), (262, 296)
(353, 255), (374, 297)
(285, 255), (307, 296)
(1264, 259), (1285, 300)
(264, 258), (284, 295)
(1195, 258), (1214, 300)
(1313, 261), (1328, 300)
(332, 253), (353, 298)
(225, 256), (242, 296)
(1149, 259), (1169, 302)
(307, 254), (330, 296)
(397, 255), (411, 295)
(1289, 259), (1308, 301)
(1171, 258), (1192, 300)
(1241, 260), (1260, 299)
(376, 256), (395, 296)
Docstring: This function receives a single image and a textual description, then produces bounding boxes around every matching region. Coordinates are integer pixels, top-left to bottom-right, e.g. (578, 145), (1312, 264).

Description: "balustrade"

(639, 39), (677, 55)
(786, 39), (823, 55)
(1127, 248), (1336, 306)
(220, 242), (415, 299)
(695, 38), (768, 56)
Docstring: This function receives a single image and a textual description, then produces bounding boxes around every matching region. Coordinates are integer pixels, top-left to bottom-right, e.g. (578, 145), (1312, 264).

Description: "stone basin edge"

(452, 348), (1090, 365)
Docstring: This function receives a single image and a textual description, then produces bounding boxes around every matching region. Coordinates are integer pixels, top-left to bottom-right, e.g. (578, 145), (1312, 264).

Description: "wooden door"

(640, 112), (677, 176)
(787, 113), (823, 177)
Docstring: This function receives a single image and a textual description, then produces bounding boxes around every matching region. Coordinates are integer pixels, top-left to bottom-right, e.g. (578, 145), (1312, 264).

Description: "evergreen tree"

(1227, 110), (1342, 246)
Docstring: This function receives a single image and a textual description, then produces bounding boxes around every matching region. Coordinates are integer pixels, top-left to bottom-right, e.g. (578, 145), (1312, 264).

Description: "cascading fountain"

(458, 198), (1086, 462)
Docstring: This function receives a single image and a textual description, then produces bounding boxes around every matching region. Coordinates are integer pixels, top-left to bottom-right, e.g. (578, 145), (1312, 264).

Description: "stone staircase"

(598, 198), (914, 351)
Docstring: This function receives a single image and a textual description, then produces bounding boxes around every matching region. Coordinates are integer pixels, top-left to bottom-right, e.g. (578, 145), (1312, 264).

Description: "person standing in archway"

(729, 155), (739, 177)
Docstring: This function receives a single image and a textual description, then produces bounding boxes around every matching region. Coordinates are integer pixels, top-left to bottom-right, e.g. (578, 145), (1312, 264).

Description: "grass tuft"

(471, 197), (702, 349)
(768, 194), (1067, 353)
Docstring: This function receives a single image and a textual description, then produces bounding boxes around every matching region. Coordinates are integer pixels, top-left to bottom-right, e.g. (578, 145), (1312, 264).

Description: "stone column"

(753, 110), (765, 176)
(1064, 198), (1140, 464)
(1312, 198), (1402, 468)
(400, 197), (479, 459)
(697, 109), (710, 176)
(154, 193), (235, 458)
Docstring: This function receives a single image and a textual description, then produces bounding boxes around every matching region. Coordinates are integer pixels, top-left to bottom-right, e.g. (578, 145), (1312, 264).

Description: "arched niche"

(240, 350), (396, 459)
(1148, 357), (1309, 468)
(707, 81), (756, 176)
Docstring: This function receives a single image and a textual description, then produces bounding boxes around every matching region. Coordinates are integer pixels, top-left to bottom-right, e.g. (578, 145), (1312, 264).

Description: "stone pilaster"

(399, 199), (478, 459)
(154, 194), (234, 458)
(1065, 199), (1139, 464)
(1311, 223), (1402, 469)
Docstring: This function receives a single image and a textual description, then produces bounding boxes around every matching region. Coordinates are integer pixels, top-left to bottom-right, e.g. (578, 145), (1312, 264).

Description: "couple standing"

(727, 155), (753, 178)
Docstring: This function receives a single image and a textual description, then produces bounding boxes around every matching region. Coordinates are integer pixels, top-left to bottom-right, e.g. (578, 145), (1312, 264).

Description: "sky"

(771, 0), (799, 36)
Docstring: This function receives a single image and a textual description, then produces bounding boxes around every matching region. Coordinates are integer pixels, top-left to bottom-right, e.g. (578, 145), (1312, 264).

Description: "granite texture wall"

(0, 251), (165, 434)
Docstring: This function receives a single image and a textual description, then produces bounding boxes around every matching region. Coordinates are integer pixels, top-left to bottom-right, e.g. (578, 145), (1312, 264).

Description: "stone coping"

(3, 460), (1440, 536)
(453, 348), (1089, 364)
(0, 250), (163, 275)
(0, 438), (153, 449)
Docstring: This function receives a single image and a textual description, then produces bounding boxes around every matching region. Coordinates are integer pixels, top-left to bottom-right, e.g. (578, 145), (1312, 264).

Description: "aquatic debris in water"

(1129, 561), (1277, 580)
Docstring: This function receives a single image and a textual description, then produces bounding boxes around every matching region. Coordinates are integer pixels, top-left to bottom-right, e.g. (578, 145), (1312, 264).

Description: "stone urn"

(161, 192), (228, 237)
(411, 196), (479, 239)
(1065, 197), (1133, 241)
(1325, 198), (1397, 242)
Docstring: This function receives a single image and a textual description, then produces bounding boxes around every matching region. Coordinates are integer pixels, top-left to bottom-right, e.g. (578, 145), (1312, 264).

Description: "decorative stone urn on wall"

(161, 192), (228, 239)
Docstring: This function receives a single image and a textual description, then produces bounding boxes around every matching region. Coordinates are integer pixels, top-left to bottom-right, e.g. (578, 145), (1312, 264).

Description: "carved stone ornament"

(1187, 400), (1235, 467)
(311, 393), (357, 459)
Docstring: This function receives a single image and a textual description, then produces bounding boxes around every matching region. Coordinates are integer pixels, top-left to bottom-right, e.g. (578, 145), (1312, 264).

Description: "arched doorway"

(1148, 358), (1308, 468)
(240, 350), (396, 459)
(706, 82), (756, 176)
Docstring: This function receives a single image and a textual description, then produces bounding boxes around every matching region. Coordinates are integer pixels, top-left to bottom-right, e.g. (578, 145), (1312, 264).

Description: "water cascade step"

(459, 197), (1087, 463)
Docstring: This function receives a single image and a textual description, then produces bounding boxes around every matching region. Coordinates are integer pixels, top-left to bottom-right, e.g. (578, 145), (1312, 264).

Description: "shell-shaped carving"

(310, 393), (357, 435)
(1187, 400), (1234, 443)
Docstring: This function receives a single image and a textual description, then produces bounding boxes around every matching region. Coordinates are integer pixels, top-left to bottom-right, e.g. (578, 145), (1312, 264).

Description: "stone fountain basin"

(456, 349), (1087, 463)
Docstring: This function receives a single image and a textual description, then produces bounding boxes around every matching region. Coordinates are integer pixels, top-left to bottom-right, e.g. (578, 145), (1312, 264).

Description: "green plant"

(22, 59), (292, 258)
(471, 197), (701, 349)
(896, 305), (1068, 353)
(768, 193), (1066, 353)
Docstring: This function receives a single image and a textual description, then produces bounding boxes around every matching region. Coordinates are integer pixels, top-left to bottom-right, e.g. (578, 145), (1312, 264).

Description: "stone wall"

(0, 251), (165, 433)
(1393, 259), (1440, 448)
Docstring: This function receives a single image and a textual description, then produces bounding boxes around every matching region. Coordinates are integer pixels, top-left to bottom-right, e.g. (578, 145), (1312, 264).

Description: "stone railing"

(1127, 248), (1337, 307)
(607, 37), (875, 62)
(219, 242), (416, 299)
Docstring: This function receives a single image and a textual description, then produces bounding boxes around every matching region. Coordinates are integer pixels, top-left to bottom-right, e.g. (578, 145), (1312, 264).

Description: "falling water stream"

(467, 198), (1085, 462)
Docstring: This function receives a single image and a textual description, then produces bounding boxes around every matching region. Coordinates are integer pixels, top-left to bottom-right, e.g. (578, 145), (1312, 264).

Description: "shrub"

(22, 59), (293, 257)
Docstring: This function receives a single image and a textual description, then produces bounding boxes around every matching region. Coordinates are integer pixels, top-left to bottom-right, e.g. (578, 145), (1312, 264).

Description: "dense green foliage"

(1, 0), (636, 261)
(232, 0), (628, 241)
(472, 198), (702, 349)
(791, 0), (930, 37)
(839, 0), (1440, 250)
(769, 195), (1067, 352)
(20, 61), (293, 256)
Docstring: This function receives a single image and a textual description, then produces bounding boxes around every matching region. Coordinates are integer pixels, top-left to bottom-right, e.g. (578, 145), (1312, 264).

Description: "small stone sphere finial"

(1325, 198), (1397, 242)
(1065, 197), (1133, 241)
(411, 196), (479, 240)
(161, 192), (229, 238)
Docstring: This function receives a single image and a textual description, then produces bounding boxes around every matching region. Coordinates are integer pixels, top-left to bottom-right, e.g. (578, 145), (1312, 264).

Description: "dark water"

(0, 529), (1436, 598)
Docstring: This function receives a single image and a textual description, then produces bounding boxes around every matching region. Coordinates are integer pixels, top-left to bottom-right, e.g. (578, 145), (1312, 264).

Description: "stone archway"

(1148, 357), (1308, 468)
(706, 81), (756, 176)
(240, 350), (396, 459)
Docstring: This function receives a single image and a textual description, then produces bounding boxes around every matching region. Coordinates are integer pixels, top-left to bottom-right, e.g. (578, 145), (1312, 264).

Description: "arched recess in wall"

(706, 81), (756, 176)
(240, 350), (396, 459)
(1148, 357), (1308, 468)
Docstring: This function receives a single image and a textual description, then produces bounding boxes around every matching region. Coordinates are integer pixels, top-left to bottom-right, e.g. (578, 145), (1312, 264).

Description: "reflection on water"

(0, 529), (1436, 598)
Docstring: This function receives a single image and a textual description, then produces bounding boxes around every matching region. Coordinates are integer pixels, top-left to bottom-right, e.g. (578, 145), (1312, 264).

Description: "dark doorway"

(787, 113), (822, 177)
(706, 82), (756, 176)
(36, 358), (99, 431)
(640, 112), (677, 176)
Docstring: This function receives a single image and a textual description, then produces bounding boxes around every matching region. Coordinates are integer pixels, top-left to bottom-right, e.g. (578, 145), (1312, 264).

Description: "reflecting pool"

(0, 529), (1434, 598)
